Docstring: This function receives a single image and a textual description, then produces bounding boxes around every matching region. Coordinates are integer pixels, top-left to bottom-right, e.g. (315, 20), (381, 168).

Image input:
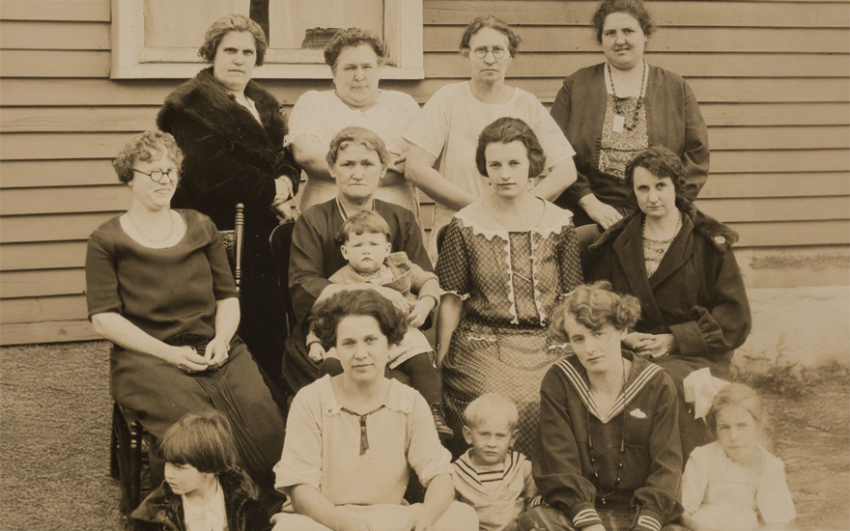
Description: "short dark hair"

(625, 146), (687, 199)
(339, 211), (391, 243)
(158, 411), (238, 475)
(591, 0), (656, 45)
(198, 14), (268, 66)
(326, 126), (391, 167)
(459, 15), (521, 58)
(549, 281), (641, 343)
(311, 289), (408, 348)
(475, 117), (546, 179)
(113, 130), (184, 184)
(324, 27), (385, 71)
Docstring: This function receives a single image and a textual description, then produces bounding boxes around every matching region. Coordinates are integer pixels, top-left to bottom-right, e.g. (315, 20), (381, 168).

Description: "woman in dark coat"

(157, 14), (301, 386)
(589, 146), (751, 460)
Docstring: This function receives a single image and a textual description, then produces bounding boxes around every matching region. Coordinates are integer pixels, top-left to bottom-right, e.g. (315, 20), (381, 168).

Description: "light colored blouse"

(182, 477), (226, 531)
(273, 375), (454, 508)
(683, 441), (796, 530)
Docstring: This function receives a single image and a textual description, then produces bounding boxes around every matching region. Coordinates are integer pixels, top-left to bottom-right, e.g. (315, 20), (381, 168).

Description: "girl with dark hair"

(131, 411), (272, 531)
(271, 289), (478, 531)
(436, 117), (582, 459)
(589, 145), (751, 460)
(520, 282), (685, 531)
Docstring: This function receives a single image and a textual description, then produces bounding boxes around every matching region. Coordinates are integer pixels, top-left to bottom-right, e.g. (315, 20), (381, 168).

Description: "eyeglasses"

(472, 47), (506, 59)
(133, 168), (180, 184)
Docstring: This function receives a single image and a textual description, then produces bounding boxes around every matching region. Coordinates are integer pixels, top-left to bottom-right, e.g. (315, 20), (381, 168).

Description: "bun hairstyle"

(549, 281), (641, 343)
(311, 289), (408, 349)
(158, 410), (238, 475)
(706, 382), (763, 437)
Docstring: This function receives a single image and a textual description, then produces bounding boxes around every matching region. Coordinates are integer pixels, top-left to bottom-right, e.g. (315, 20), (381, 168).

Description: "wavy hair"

(625, 146), (688, 200)
(475, 117), (546, 179)
(591, 0), (656, 44)
(459, 15), (521, 58)
(112, 130), (183, 184)
(549, 281), (641, 343)
(324, 27), (385, 71)
(198, 14), (268, 66)
(326, 126), (391, 167)
(311, 289), (408, 348)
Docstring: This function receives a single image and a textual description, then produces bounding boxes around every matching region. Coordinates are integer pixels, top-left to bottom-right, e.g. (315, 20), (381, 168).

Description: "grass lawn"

(1, 341), (848, 530)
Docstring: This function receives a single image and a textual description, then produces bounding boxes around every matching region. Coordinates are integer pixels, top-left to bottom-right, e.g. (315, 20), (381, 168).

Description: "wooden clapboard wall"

(1, 0), (848, 345)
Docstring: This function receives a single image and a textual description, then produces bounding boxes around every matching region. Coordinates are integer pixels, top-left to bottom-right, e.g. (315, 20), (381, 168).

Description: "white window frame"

(110, 0), (424, 80)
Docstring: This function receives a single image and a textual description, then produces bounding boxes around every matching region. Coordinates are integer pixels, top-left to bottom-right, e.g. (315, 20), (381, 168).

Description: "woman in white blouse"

(289, 27), (423, 221)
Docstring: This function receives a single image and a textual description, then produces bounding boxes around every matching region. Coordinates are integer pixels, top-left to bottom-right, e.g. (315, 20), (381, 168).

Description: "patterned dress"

(436, 200), (583, 458)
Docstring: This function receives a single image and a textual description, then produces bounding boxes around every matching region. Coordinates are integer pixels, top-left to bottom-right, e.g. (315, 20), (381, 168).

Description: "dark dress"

(283, 197), (433, 392)
(589, 199), (752, 459)
(521, 353), (683, 531)
(157, 67), (301, 386)
(85, 210), (286, 508)
(435, 200), (583, 458)
(551, 64), (709, 225)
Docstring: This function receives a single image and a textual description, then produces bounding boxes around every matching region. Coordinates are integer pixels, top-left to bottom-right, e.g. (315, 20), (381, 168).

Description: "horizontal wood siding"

(1, 0), (848, 344)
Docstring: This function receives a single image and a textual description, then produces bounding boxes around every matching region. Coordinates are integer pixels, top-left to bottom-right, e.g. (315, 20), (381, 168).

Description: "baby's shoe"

(431, 404), (454, 441)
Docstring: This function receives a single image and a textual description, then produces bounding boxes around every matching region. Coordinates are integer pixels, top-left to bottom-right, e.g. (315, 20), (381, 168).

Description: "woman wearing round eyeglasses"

(406, 15), (578, 260)
(86, 130), (287, 513)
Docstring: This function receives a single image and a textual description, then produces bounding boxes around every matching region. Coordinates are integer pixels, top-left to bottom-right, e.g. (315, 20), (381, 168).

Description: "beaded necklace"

(607, 62), (646, 132)
(586, 357), (627, 507)
(128, 209), (175, 244)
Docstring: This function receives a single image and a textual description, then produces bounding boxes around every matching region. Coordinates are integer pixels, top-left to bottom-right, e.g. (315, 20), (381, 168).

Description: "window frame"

(109, 0), (424, 80)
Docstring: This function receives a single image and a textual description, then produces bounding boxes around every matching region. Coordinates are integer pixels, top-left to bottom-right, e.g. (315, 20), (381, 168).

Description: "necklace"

(642, 210), (682, 243)
(128, 209), (175, 244)
(607, 62), (646, 132)
(586, 357), (627, 507)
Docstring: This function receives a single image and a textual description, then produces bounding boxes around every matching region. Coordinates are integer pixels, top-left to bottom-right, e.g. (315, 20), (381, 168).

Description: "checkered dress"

(436, 202), (583, 458)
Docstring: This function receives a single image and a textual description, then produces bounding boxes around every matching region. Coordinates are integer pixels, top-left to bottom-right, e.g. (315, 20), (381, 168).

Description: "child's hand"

(308, 342), (327, 363)
(408, 298), (436, 328)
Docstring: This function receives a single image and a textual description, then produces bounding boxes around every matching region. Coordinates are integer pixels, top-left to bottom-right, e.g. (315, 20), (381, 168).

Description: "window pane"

(268, 0), (382, 50)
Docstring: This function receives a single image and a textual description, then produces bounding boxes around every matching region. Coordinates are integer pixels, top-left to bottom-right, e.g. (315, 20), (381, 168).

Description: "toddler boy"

(453, 393), (538, 531)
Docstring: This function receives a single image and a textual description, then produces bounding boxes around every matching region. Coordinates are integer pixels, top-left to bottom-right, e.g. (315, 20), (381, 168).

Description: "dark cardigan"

(157, 67), (301, 378)
(551, 64), (710, 213)
(131, 470), (272, 531)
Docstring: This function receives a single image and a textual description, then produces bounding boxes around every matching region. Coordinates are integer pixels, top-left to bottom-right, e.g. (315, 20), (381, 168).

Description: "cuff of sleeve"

(632, 509), (663, 531)
(569, 502), (602, 529)
(668, 320), (708, 357)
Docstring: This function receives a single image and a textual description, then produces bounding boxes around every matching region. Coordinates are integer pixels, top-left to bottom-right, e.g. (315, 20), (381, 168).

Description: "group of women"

(85, 0), (753, 529)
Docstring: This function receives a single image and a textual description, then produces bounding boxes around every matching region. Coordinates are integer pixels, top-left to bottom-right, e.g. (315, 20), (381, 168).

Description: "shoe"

(431, 404), (454, 441)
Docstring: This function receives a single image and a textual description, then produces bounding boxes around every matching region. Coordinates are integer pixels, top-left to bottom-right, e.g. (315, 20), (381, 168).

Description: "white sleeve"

(757, 454), (797, 524)
(289, 91), (324, 142)
(681, 446), (710, 515)
(530, 95), (575, 168)
(403, 85), (451, 159)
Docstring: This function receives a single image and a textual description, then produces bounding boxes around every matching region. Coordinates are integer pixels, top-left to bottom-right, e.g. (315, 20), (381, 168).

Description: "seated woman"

(285, 126), (432, 392)
(435, 117), (582, 459)
(271, 289), (479, 531)
(588, 146), (751, 459)
(85, 130), (286, 512)
(521, 282), (684, 531)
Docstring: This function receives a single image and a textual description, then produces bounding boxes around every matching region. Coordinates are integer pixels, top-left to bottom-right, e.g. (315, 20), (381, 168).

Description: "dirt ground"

(0, 342), (848, 530)
(760, 378), (850, 530)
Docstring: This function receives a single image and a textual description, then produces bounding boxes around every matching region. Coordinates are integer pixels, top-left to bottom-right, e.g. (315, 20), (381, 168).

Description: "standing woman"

(406, 15), (577, 260)
(289, 28), (422, 221)
(551, 0), (709, 230)
(158, 14), (301, 384)
(589, 146), (751, 460)
(436, 118), (582, 459)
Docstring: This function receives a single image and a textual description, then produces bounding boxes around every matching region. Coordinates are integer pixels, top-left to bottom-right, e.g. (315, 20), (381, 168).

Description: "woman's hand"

(578, 194), (622, 230)
(204, 337), (230, 369)
(164, 345), (209, 373)
(629, 333), (677, 359)
(388, 152), (407, 175)
(402, 507), (435, 531)
(408, 298), (436, 328)
(272, 176), (299, 221)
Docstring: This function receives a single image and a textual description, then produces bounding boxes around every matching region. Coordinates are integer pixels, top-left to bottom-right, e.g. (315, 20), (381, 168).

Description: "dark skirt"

(110, 336), (286, 506)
